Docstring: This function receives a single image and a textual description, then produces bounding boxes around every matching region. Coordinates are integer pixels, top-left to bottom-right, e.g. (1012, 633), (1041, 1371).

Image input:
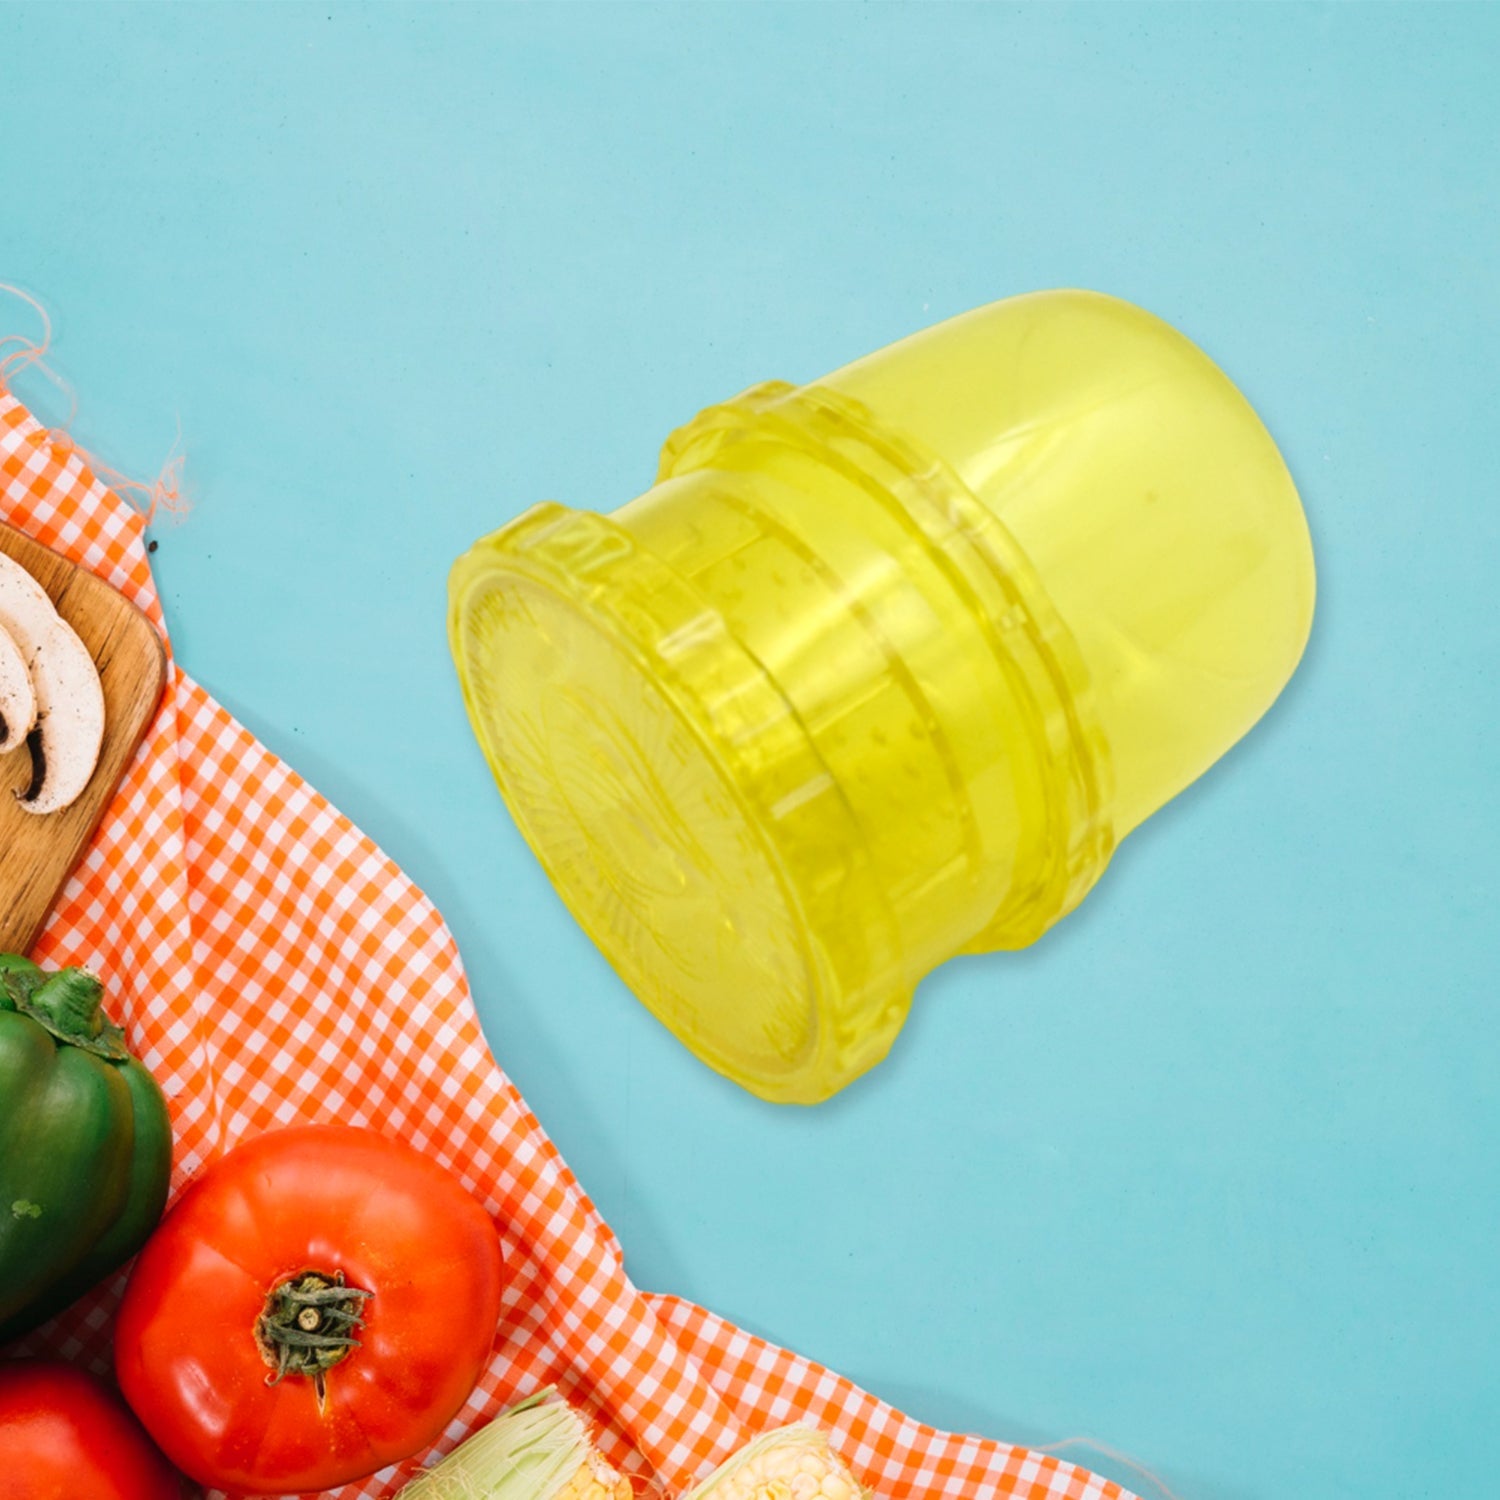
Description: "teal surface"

(2, 7), (1496, 1498)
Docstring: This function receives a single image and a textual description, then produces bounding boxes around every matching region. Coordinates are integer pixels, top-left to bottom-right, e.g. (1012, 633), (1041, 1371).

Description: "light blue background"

(2, 7), (1496, 1498)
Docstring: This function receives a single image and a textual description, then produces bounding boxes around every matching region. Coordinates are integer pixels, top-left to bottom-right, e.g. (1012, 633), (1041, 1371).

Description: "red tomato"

(114, 1125), (504, 1494)
(0, 1360), (182, 1500)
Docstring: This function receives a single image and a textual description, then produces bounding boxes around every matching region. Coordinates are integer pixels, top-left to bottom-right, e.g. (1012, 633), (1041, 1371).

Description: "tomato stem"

(255, 1270), (374, 1402)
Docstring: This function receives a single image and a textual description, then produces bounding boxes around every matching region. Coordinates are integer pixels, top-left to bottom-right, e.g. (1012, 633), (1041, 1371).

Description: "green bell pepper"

(0, 953), (173, 1345)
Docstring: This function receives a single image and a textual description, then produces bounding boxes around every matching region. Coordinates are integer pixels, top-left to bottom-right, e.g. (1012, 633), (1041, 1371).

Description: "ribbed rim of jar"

(659, 380), (1117, 948)
(448, 502), (912, 1104)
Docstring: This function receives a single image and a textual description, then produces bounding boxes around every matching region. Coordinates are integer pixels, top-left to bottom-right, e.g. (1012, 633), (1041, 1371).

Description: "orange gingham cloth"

(0, 384), (1133, 1500)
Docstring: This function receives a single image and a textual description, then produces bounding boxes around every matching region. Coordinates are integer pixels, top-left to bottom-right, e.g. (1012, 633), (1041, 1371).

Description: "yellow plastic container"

(450, 290), (1315, 1103)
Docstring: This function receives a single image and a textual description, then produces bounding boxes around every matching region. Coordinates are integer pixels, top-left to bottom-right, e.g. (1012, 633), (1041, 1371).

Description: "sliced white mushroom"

(0, 621), (36, 753)
(0, 553), (106, 814)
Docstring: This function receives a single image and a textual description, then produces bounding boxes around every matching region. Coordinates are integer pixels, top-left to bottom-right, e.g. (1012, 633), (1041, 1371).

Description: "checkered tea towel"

(0, 385), (1133, 1500)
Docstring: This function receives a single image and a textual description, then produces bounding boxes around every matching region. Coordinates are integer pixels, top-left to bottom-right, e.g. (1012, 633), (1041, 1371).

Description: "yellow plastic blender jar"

(449, 290), (1315, 1103)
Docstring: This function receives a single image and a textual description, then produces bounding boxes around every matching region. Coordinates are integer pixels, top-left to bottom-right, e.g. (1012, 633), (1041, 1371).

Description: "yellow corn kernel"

(555, 1451), (632, 1500)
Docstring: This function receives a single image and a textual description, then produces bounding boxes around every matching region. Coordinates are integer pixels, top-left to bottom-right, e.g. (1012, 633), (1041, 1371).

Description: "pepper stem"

(14, 965), (130, 1060)
(28, 968), (105, 1036)
(255, 1270), (374, 1407)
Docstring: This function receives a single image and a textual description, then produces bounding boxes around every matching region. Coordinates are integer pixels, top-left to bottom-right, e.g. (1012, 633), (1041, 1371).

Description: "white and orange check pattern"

(0, 384), (1133, 1500)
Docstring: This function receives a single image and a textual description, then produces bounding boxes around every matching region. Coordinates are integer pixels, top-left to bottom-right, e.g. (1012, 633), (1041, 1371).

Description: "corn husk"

(680, 1425), (869, 1500)
(399, 1390), (632, 1500)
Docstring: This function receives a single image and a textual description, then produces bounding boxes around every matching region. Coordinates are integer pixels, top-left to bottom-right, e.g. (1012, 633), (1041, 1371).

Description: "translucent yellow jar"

(450, 291), (1316, 1103)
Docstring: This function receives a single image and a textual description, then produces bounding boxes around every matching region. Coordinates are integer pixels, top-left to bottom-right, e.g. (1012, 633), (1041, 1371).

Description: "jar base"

(449, 505), (911, 1104)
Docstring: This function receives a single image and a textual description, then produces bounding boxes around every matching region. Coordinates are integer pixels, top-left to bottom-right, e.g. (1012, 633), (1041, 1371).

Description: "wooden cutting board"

(0, 521), (167, 955)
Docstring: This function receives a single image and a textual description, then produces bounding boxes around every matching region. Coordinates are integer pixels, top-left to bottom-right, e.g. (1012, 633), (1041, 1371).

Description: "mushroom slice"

(0, 621), (36, 753)
(0, 553), (106, 815)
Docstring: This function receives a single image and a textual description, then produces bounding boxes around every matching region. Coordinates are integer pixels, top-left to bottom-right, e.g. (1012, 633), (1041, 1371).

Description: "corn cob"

(398, 1389), (632, 1500)
(680, 1425), (869, 1500)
